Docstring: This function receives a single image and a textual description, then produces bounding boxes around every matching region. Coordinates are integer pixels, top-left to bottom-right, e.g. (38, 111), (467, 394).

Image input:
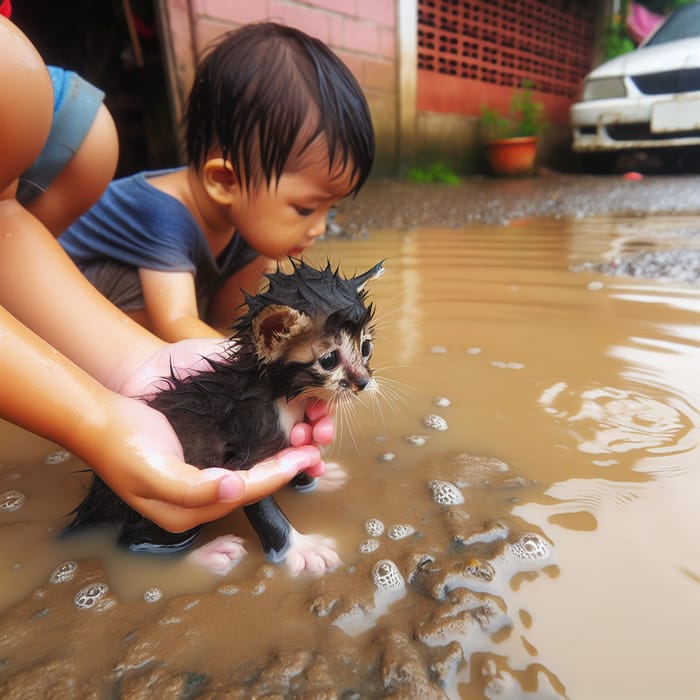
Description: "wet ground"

(335, 173), (700, 230)
(334, 173), (700, 286)
(1, 175), (700, 699)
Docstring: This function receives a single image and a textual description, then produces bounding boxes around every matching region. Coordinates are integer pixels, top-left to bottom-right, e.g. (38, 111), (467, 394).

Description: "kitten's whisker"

(345, 396), (363, 453)
(371, 380), (406, 422)
(366, 387), (390, 436)
(371, 374), (412, 407)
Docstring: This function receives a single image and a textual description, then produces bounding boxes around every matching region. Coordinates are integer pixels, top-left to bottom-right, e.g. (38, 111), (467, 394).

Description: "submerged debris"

(573, 248), (700, 284)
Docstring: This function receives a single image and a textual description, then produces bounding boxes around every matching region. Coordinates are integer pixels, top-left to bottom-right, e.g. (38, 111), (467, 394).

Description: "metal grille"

(607, 123), (700, 140)
(632, 68), (700, 95)
(417, 0), (596, 120)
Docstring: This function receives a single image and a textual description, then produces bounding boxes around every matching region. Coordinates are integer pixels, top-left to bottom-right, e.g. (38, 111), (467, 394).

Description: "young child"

(0, 14), (332, 535)
(59, 22), (375, 342)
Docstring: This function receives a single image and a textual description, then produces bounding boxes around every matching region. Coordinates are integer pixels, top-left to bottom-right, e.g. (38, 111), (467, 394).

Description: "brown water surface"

(1, 217), (699, 698)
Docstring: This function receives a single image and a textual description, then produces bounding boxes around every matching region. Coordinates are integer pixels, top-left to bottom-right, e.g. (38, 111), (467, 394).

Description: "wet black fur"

(64, 259), (383, 561)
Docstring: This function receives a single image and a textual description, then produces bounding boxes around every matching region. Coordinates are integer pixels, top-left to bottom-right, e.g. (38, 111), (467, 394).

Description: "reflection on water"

(1, 217), (699, 698)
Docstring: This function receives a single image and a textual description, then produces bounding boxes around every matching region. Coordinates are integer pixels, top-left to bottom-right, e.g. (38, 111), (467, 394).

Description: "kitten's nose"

(355, 376), (370, 391)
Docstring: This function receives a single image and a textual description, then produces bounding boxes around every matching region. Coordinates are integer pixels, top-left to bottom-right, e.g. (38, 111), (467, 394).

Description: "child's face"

(229, 153), (356, 260)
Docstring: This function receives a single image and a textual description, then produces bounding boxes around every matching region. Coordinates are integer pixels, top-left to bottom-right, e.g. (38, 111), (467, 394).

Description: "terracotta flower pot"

(486, 136), (538, 176)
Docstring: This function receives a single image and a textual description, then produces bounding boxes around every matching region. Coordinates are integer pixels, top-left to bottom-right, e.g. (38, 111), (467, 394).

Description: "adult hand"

(82, 393), (329, 533)
(106, 336), (230, 397)
(100, 342), (336, 531)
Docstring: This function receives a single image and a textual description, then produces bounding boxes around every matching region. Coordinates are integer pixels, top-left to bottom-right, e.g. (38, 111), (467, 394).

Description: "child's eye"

(294, 206), (315, 217)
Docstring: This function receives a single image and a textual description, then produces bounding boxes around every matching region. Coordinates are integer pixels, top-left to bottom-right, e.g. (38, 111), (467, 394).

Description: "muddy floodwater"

(1, 216), (700, 699)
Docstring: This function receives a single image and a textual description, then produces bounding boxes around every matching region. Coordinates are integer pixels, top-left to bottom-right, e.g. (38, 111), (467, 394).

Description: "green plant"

(406, 162), (460, 185)
(602, 10), (635, 59)
(480, 81), (547, 141)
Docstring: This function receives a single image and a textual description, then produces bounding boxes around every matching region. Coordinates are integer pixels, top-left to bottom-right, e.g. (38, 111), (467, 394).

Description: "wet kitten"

(64, 259), (384, 576)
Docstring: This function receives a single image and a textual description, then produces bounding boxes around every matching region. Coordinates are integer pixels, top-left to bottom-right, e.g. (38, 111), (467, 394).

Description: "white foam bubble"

(74, 583), (108, 610)
(387, 524), (415, 540)
(428, 479), (465, 505)
(49, 561), (78, 584)
(359, 539), (380, 554)
(44, 450), (71, 464)
(364, 518), (385, 537)
(372, 559), (404, 591)
(217, 584), (240, 596)
(143, 587), (163, 603)
(509, 534), (550, 561)
(405, 434), (429, 446)
(423, 414), (448, 431)
(0, 490), (25, 512)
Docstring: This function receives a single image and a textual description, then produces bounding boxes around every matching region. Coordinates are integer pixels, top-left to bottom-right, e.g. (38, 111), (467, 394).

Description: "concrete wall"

(158, 0), (597, 178)
(159, 0), (399, 176)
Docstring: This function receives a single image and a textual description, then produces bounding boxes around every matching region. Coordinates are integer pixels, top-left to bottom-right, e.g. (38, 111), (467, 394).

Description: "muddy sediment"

(2, 177), (700, 698)
(0, 452), (558, 698)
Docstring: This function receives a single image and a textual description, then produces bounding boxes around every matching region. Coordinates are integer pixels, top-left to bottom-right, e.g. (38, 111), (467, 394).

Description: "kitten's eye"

(294, 206), (315, 217)
(319, 351), (338, 370)
(361, 339), (372, 359)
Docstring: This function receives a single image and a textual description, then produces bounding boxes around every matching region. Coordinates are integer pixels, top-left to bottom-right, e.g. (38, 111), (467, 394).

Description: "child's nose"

(308, 213), (327, 238)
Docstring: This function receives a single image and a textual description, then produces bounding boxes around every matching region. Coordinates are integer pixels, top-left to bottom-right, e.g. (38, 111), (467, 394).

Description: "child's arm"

(139, 268), (224, 341)
(207, 255), (272, 332)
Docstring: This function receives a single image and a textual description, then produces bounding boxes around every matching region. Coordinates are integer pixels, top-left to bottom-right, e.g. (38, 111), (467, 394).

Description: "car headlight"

(582, 77), (627, 101)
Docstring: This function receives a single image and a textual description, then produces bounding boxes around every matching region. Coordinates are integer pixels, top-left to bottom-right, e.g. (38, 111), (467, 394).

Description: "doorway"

(11, 0), (180, 177)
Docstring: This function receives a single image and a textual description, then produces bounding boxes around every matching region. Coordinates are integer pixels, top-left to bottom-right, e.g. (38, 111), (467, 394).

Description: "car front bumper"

(571, 93), (700, 152)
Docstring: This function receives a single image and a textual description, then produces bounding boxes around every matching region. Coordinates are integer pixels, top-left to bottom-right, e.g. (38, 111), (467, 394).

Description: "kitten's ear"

(354, 260), (385, 292)
(252, 305), (311, 361)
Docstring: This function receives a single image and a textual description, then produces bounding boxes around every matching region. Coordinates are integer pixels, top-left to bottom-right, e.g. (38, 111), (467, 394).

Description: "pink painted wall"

(164, 0), (398, 175)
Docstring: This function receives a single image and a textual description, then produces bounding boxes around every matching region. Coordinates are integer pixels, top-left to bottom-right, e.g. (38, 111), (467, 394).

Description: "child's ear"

(202, 158), (239, 205)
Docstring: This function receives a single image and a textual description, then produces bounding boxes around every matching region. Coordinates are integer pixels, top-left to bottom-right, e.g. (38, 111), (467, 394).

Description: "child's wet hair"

(184, 22), (375, 194)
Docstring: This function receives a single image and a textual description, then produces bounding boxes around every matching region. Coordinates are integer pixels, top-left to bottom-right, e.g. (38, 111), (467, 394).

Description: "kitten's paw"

(285, 530), (340, 576)
(187, 534), (247, 575)
(314, 461), (347, 492)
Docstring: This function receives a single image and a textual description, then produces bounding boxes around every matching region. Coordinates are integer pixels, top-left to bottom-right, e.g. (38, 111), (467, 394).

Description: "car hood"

(589, 38), (700, 79)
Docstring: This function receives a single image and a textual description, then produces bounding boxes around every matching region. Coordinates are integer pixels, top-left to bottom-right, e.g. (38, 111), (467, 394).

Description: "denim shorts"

(17, 67), (105, 204)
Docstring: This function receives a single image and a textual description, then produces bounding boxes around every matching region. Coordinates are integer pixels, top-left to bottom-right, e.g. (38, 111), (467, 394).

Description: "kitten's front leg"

(244, 496), (339, 575)
(285, 529), (340, 576)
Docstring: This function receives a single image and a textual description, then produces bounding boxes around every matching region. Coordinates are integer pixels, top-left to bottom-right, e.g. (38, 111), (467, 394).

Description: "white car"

(571, 2), (700, 171)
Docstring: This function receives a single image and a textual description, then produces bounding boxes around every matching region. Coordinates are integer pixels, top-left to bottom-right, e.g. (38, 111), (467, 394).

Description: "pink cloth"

(626, 1), (664, 44)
